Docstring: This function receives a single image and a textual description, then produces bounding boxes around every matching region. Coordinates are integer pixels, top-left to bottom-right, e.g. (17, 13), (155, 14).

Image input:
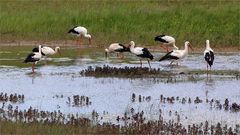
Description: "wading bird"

(32, 45), (61, 56)
(105, 43), (130, 58)
(128, 41), (154, 68)
(159, 41), (193, 65)
(154, 35), (178, 52)
(24, 45), (42, 73)
(68, 26), (91, 45)
(204, 40), (214, 71)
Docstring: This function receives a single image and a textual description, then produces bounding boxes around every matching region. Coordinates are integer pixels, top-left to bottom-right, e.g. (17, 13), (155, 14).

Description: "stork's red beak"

(58, 50), (61, 55)
(189, 43), (194, 51)
(89, 38), (92, 45)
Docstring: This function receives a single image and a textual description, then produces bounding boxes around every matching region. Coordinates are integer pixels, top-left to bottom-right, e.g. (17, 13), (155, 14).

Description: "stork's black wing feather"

(159, 51), (179, 61)
(204, 51), (214, 67)
(137, 48), (154, 60)
(32, 47), (45, 56)
(68, 29), (79, 34)
(117, 43), (130, 52)
(154, 35), (168, 43)
(24, 53), (36, 63)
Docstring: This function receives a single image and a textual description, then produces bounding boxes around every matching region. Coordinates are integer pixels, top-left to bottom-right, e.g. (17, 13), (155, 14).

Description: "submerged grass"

(0, 0), (239, 47)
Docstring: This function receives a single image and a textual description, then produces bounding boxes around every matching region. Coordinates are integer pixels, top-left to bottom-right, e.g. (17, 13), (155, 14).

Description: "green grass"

(0, 0), (239, 47)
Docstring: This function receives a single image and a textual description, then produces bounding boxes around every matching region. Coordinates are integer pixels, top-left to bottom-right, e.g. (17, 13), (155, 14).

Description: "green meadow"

(0, 0), (239, 47)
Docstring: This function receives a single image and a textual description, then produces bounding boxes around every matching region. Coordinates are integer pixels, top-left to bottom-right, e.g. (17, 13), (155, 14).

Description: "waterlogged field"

(0, 45), (240, 134)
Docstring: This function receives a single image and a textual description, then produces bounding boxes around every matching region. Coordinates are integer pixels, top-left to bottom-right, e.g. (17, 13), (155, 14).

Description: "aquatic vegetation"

(131, 93), (151, 103)
(0, 105), (239, 134)
(66, 95), (91, 107)
(0, 92), (24, 103)
(159, 94), (240, 113)
(80, 65), (173, 78)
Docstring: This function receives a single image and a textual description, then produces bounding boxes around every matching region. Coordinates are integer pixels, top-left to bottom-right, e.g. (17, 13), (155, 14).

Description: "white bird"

(68, 26), (91, 45)
(128, 41), (154, 68)
(204, 40), (214, 71)
(105, 43), (130, 58)
(24, 45), (42, 73)
(159, 41), (193, 65)
(154, 35), (178, 52)
(32, 45), (61, 56)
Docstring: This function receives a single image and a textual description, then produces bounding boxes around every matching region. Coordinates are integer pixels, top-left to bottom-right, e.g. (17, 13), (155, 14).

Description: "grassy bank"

(0, 0), (239, 47)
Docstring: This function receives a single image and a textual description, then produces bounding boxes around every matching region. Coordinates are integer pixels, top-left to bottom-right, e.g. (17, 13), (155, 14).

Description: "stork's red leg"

(32, 63), (35, 73)
(160, 44), (169, 52)
(148, 60), (151, 69)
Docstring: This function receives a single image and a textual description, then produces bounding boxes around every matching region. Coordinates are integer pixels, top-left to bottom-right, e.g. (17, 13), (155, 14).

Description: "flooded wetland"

(0, 45), (239, 134)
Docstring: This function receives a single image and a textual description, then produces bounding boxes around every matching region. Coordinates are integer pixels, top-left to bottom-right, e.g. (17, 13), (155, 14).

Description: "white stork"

(32, 45), (61, 56)
(159, 41), (193, 65)
(24, 45), (42, 73)
(128, 41), (154, 68)
(105, 43), (130, 58)
(204, 40), (214, 71)
(68, 26), (91, 45)
(154, 35), (178, 52)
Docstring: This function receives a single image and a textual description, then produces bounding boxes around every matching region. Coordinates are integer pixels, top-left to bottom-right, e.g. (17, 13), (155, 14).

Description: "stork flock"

(24, 26), (214, 73)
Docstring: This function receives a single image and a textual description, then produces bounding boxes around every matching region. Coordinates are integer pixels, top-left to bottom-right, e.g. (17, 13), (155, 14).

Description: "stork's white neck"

(84, 34), (91, 39)
(55, 47), (60, 53)
(206, 40), (211, 49)
(173, 43), (179, 50)
(130, 44), (135, 52)
(183, 42), (190, 53)
(38, 45), (42, 56)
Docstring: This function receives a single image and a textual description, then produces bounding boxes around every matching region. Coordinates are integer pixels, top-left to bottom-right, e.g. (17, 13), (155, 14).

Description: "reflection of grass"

(0, 1), (239, 46)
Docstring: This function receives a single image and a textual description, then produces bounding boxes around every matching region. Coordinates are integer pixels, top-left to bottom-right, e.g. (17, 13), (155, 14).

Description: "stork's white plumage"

(105, 43), (130, 58)
(204, 40), (214, 71)
(32, 46), (61, 56)
(129, 41), (154, 68)
(24, 45), (42, 73)
(154, 35), (178, 52)
(68, 26), (92, 45)
(159, 41), (193, 65)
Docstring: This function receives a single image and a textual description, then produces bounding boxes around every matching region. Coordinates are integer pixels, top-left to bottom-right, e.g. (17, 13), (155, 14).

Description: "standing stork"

(154, 35), (178, 52)
(159, 41), (193, 65)
(68, 26), (91, 45)
(32, 45), (61, 56)
(204, 40), (214, 71)
(105, 43), (130, 58)
(24, 45), (42, 73)
(128, 41), (154, 68)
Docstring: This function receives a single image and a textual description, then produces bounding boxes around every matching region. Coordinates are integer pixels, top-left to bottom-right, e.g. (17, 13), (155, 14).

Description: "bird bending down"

(128, 41), (154, 68)
(68, 26), (91, 45)
(159, 41), (193, 65)
(105, 43), (130, 58)
(154, 35), (178, 52)
(204, 40), (214, 71)
(32, 45), (61, 56)
(24, 45), (42, 73)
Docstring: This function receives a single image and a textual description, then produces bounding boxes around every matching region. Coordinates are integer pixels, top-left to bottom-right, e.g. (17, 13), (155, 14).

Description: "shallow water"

(0, 46), (239, 126)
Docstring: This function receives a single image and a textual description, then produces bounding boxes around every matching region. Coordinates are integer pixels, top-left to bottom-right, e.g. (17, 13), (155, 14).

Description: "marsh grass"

(0, 0), (239, 47)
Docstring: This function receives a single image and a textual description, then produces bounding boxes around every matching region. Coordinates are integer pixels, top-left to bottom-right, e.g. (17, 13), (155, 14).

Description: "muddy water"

(0, 46), (239, 126)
